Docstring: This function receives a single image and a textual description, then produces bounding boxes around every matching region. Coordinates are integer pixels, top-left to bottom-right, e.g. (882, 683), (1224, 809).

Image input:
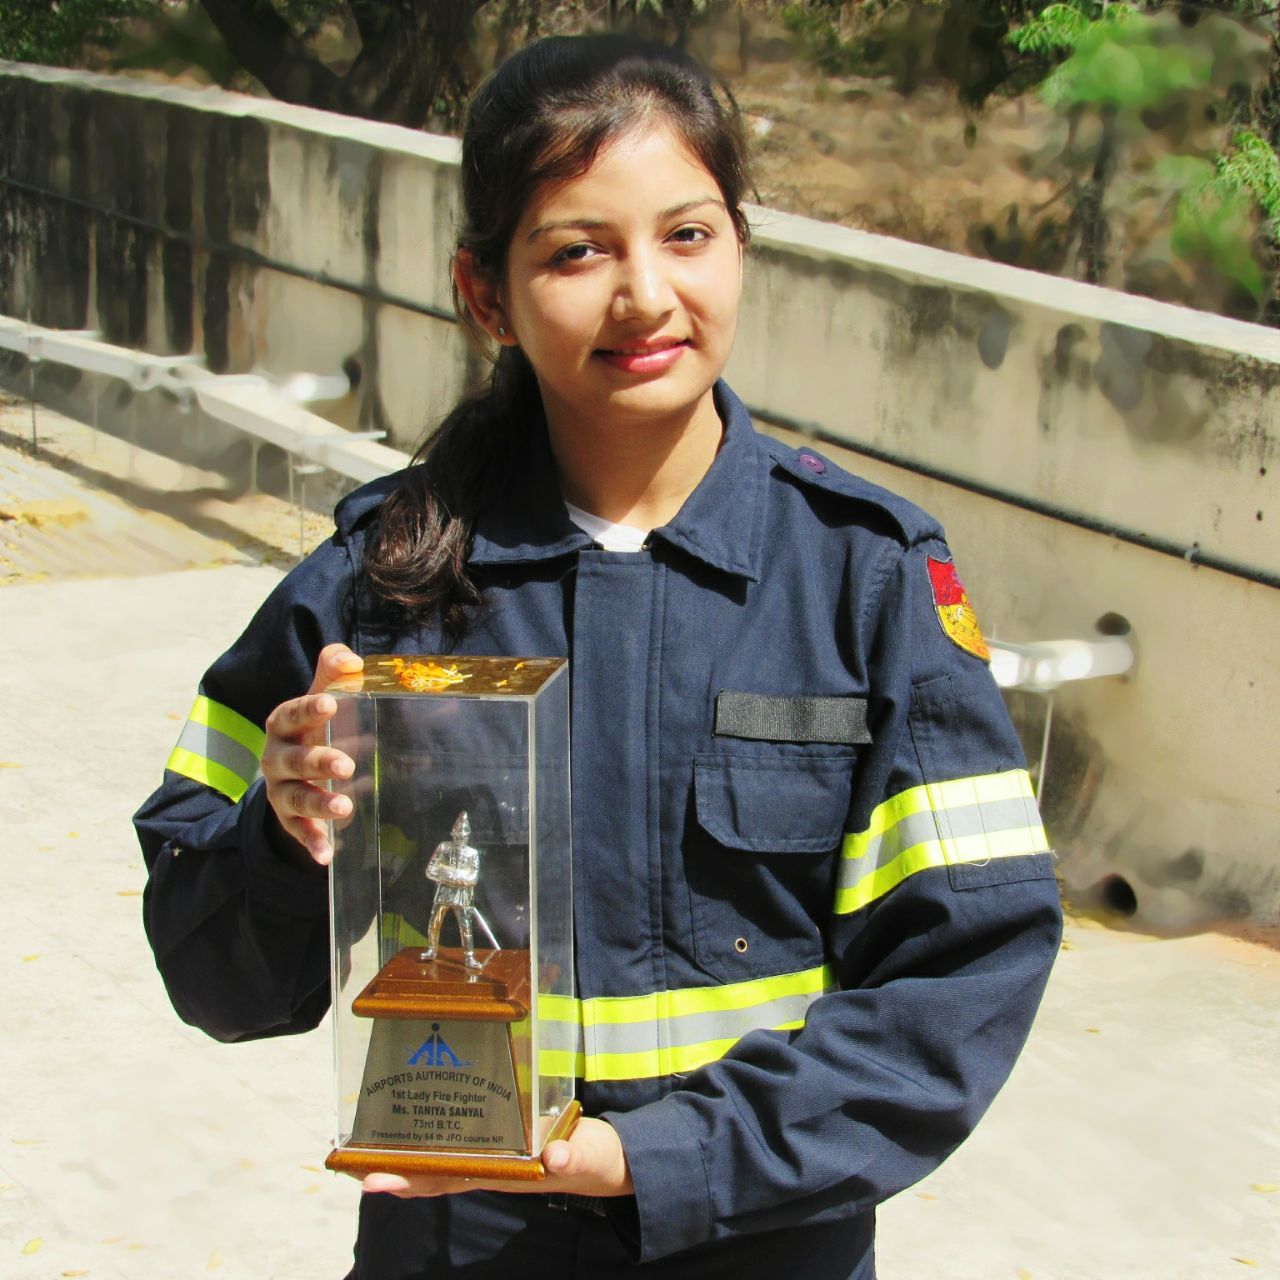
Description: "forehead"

(519, 122), (721, 227)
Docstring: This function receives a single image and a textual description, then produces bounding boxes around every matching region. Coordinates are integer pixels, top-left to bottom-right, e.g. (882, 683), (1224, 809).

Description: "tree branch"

(197, 0), (344, 112)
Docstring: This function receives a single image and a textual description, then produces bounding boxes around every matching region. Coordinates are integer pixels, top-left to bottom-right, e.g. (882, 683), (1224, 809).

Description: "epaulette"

(333, 467), (413, 540)
(770, 443), (944, 547)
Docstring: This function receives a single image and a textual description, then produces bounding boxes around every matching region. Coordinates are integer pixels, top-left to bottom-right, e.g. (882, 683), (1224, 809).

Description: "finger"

(360, 1172), (481, 1198)
(308, 643), (364, 696)
(280, 814), (335, 866)
(265, 742), (354, 786)
(279, 779), (351, 823)
(265, 692), (339, 744)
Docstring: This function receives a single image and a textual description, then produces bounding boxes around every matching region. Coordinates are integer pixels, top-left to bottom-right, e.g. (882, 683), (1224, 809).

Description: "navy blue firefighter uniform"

(135, 383), (1062, 1279)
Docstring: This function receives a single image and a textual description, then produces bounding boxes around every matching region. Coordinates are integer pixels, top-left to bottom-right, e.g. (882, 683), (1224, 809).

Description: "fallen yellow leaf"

(21, 1238), (42, 1255)
(62, 1271), (90, 1277)
(1017, 1270), (1034, 1280)
(1059, 939), (1076, 951)
(12, 1137), (46, 1146)
(302, 1184), (321, 1195)
(67, 832), (79, 839)
(1232, 1258), (1258, 1268)
(1085, 1027), (1102, 1035)
(300, 1164), (323, 1173)
(102, 1235), (124, 1244)
(116, 890), (142, 898)
(167, 712), (182, 721)
(207, 1253), (223, 1270)
(915, 1192), (938, 1201)
(21, 954), (39, 963)
(1250, 1183), (1277, 1193)
(0, 761), (22, 768)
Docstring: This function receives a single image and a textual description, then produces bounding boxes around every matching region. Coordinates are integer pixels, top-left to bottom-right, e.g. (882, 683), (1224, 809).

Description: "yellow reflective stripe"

(591, 963), (828, 1026)
(536, 965), (833, 1082)
(166, 745), (251, 802)
(835, 768), (1049, 915)
(189, 695), (266, 757)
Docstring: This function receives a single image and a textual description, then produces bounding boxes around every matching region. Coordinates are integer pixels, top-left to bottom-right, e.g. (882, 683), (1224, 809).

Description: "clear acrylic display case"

(323, 656), (576, 1180)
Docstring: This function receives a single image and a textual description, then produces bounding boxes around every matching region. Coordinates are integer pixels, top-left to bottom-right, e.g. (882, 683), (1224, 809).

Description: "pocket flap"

(694, 754), (852, 854)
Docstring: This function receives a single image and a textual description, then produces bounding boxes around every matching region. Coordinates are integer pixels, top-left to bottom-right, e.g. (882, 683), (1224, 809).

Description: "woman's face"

(489, 122), (743, 441)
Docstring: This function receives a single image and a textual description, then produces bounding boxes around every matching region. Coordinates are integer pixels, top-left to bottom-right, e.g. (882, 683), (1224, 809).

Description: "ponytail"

(361, 347), (538, 640)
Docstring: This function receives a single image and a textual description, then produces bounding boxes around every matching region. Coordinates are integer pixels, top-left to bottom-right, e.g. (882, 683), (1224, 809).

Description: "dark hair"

(363, 34), (751, 638)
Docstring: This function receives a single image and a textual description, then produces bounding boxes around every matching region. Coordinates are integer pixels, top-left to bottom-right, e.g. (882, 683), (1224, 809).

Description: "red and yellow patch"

(926, 557), (990, 662)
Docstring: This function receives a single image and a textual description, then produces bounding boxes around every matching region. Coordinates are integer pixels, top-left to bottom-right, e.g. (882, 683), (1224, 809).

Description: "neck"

(543, 388), (724, 529)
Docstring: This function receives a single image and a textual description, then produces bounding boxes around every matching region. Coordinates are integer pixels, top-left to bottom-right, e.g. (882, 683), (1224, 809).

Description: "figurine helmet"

(451, 811), (471, 843)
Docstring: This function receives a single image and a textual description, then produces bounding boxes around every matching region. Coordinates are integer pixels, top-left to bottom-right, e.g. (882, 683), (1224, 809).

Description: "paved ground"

(2, 400), (1277, 1279)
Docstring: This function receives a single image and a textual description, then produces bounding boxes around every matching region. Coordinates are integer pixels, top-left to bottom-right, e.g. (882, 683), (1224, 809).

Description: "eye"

(668, 224), (711, 246)
(551, 242), (601, 265)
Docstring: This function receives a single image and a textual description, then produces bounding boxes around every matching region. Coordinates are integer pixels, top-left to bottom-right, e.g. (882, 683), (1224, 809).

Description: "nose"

(611, 247), (676, 323)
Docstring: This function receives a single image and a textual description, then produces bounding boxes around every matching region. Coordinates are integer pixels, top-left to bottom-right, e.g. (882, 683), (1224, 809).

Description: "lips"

(595, 339), (689, 375)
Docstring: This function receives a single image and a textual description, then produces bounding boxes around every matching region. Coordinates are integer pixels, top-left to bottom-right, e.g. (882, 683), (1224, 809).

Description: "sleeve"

(133, 538), (357, 1043)
(604, 535), (1063, 1260)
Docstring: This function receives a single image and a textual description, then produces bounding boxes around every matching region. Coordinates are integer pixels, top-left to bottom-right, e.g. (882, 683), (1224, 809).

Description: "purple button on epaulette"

(799, 453), (826, 474)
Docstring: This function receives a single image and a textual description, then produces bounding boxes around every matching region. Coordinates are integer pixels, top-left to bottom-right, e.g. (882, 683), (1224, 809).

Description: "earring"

(497, 326), (507, 338)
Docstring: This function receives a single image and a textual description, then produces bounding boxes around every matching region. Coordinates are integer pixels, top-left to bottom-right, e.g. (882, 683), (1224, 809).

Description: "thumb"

(541, 1139), (575, 1176)
(308, 643), (363, 696)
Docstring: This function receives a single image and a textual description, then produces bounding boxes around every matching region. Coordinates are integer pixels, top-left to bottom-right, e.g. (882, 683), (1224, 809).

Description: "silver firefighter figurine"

(422, 811), (483, 969)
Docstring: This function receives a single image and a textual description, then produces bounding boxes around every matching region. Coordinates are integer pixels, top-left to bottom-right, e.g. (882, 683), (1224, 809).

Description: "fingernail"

(329, 796), (351, 816)
(544, 1145), (568, 1172)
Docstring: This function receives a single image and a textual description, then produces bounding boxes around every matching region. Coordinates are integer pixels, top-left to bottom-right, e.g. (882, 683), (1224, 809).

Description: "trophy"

(322, 657), (578, 1181)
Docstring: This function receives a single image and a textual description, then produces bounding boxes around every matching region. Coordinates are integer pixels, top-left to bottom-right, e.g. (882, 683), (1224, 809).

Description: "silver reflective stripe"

(835, 769), (1049, 914)
(580, 990), (820, 1060)
(173, 719), (262, 792)
(853, 795), (1039, 873)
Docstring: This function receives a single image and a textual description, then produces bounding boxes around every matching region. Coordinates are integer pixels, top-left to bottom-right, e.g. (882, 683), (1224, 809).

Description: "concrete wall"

(2, 62), (1277, 931)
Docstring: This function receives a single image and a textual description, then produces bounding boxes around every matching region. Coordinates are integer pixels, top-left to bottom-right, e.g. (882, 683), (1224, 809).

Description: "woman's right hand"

(262, 643), (365, 865)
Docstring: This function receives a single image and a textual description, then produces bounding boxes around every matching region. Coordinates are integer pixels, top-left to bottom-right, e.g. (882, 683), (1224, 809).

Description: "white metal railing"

(0, 314), (406, 486)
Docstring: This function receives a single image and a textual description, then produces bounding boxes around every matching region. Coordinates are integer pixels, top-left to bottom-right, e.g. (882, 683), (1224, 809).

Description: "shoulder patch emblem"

(926, 557), (990, 662)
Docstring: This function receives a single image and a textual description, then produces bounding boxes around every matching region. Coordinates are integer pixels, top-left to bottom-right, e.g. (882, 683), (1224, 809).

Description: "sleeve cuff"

(236, 778), (330, 918)
(603, 1096), (713, 1261)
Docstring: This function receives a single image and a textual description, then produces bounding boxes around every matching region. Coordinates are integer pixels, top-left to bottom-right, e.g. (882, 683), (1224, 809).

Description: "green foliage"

(1035, 11), (1214, 111)
(1008, 1), (1135, 57)
(0, 0), (162, 64)
(1220, 128), (1280, 224)
(780, 3), (859, 75)
(1161, 131), (1280, 298)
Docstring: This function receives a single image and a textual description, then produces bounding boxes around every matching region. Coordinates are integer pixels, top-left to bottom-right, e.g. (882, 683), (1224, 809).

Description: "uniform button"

(799, 453), (825, 474)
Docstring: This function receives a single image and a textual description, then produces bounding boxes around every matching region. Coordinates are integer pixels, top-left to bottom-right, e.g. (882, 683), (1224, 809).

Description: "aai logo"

(408, 1023), (468, 1069)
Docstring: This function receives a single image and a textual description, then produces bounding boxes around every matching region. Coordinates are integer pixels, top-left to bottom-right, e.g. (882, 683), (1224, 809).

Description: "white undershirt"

(565, 501), (649, 553)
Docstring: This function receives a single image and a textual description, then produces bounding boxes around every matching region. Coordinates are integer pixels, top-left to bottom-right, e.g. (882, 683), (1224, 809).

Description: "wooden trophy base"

(325, 947), (579, 1181)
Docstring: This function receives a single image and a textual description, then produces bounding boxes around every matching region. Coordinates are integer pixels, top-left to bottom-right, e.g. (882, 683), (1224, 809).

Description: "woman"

(136, 33), (1061, 1280)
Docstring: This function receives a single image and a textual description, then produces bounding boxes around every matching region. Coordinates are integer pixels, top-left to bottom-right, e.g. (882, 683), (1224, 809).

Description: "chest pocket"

(686, 750), (857, 983)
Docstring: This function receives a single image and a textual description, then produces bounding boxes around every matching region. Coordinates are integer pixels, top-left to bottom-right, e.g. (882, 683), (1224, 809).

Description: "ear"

(454, 250), (516, 345)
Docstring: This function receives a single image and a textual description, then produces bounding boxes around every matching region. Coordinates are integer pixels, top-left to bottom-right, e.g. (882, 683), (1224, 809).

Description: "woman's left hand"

(358, 1117), (634, 1199)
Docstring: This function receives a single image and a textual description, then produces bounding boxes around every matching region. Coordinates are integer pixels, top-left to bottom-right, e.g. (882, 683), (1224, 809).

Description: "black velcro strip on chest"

(714, 691), (871, 745)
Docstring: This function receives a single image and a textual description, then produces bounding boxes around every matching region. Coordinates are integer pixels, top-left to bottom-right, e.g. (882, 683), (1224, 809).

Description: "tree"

(0, 1), (499, 128)
(0, 0), (163, 65)
(1008, 1), (1280, 314)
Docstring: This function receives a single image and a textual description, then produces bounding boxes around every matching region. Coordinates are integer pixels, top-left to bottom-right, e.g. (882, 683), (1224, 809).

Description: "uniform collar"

(468, 381), (767, 583)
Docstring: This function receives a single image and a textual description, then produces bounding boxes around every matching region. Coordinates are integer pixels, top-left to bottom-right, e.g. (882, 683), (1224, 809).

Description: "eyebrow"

(525, 197), (727, 242)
